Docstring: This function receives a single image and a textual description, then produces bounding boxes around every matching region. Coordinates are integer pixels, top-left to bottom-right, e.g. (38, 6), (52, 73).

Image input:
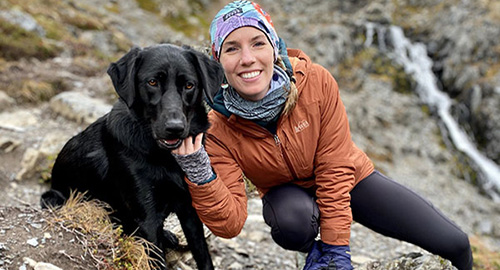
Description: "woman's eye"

(148, 79), (158, 86)
(224, 47), (237, 53)
(185, 83), (194, 90)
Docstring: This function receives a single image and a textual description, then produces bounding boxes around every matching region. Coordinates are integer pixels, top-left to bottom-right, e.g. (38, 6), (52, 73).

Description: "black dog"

(41, 44), (223, 270)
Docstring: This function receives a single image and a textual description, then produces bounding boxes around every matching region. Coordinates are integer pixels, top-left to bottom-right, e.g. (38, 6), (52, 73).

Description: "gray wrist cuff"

(172, 145), (214, 184)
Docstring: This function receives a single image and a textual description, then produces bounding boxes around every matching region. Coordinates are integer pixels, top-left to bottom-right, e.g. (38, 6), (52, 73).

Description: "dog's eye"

(185, 83), (194, 90)
(148, 79), (158, 86)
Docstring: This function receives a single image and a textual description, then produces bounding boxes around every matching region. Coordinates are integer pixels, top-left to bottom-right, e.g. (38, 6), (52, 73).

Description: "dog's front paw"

(40, 189), (66, 209)
(163, 230), (179, 249)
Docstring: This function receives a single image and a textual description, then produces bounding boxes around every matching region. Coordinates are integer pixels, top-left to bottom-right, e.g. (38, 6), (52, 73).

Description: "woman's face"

(220, 27), (275, 101)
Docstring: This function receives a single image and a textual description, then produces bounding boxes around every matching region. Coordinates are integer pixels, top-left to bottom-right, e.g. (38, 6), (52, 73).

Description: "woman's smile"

(240, 70), (261, 79)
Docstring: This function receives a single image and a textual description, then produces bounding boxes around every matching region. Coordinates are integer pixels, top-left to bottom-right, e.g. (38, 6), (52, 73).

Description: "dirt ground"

(0, 205), (95, 270)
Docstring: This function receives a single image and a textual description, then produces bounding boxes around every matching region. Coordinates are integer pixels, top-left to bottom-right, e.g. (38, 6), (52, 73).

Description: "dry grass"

(45, 191), (164, 270)
(2, 77), (71, 104)
(470, 236), (500, 270)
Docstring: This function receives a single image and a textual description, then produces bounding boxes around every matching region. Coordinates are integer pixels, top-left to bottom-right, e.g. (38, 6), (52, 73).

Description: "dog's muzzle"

(157, 138), (183, 150)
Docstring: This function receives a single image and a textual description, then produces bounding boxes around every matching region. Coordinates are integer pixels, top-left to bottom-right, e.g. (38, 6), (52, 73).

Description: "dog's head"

(107, 44), (224, 150)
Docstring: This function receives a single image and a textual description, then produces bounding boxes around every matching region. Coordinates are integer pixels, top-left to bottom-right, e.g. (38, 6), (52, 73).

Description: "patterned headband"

(209, 0), (279, 62)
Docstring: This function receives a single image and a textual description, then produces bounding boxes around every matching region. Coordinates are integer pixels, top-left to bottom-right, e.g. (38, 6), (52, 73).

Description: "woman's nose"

(240, 47), (256, 65)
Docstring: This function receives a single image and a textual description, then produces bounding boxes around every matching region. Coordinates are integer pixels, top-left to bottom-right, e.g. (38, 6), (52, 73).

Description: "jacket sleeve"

(313, 64), (356, 246)
(184, 131), (248, 238)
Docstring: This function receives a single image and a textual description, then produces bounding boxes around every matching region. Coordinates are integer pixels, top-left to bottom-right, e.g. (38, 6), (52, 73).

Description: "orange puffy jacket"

(185, 48), (374, 246)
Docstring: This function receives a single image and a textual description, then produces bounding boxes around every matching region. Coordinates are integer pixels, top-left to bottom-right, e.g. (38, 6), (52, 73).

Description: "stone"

(0, 9), (45, 36)
(14, 130), (70, 181)
(15, 148), (40, 181)
(23, 258), (63, 270)
(0, 137), (21, 153)
(0, 91), (15, 111)
(49, 91), (112, 125)
(0, 110), (38, 132)
(26, 238), (38, 247)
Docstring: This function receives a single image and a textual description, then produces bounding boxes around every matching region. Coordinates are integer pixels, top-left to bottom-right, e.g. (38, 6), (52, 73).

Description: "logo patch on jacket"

(294, 120), (310, 133)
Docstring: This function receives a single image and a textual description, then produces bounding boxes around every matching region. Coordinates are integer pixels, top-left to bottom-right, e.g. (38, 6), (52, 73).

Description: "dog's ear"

(183, 46), (224, 105)
(107, 47), (142, 108)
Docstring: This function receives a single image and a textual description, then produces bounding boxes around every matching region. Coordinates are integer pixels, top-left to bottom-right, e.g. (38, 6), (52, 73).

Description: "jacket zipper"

(273, 134), (299, 180)
(228, 113), (300, 182)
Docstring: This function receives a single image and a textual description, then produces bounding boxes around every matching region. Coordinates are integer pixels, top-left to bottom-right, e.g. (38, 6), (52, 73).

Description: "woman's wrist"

(172, 145), (215, 184)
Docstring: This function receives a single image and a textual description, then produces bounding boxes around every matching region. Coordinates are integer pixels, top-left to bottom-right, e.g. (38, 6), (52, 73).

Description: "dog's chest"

(130, 157), (187, 191)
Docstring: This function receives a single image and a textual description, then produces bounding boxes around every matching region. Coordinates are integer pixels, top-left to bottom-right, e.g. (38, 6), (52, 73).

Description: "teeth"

(161, 139), (180, 145)
(241, 71), (260, 79)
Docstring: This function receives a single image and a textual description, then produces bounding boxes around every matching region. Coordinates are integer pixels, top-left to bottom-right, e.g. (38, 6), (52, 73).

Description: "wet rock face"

(428, 6), (500, 166)
(275, 0), (500, 166)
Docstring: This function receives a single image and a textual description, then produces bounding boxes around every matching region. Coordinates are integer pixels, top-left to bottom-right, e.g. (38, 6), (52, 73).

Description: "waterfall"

(365, 22), (500, 201)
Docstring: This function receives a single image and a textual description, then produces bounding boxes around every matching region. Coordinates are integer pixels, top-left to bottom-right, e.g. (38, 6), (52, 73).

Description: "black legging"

(262, 170), (473, 270)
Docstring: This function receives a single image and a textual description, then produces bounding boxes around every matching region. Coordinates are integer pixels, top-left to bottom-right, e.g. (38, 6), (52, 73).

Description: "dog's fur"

(41, 44), (223, 270)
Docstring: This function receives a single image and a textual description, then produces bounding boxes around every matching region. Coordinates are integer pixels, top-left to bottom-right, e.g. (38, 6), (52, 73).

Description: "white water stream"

(365, 23), (500, 201)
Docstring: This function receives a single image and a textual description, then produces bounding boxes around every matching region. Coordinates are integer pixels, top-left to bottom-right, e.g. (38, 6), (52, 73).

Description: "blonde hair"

(276, 56), (298, 115)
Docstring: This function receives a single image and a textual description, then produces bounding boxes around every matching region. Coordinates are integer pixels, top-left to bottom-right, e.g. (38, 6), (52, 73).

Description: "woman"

(172, 1), (473, 269)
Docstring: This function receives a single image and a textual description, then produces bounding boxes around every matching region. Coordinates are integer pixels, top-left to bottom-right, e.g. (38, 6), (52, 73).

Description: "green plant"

(39, 154), (57, 184)
(0, 18), (61, 61)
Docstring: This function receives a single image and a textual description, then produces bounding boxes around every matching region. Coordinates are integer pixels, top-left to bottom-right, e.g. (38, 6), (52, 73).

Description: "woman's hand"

(172, 133), (204, 155)
(171, 133), (215, 185)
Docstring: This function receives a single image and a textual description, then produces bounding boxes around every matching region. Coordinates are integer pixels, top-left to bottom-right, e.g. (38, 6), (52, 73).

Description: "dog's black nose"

(164, 118), (185, 133)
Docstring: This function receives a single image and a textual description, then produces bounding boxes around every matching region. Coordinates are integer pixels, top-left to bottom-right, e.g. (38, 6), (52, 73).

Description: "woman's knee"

(446, 233), (473, 270)
(262, 184), (319, 252)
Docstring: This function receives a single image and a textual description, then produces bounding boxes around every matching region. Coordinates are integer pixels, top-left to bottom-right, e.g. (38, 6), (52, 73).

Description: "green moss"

(0, 18), (61, 60)
(136, 0), (211, 38)
(420, 104), (430, 115)
(61, 12), (104, 30)
(111, 32), (133, 54)
(39, 154), (57, 183)
(163, 14), (209, 38)
(391, 0), (453, 37)
(243, 174), (257, 194)
(136, 0), (159, 14)
(335, 48), (373, 90)
(163, 0), (211, 38)
(35, 15), (68, 40)
(337, 48), (414, 94)
(451, 154), (479, 186)
(370, 53), (414, 94)
(105, 2), (121, 14)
